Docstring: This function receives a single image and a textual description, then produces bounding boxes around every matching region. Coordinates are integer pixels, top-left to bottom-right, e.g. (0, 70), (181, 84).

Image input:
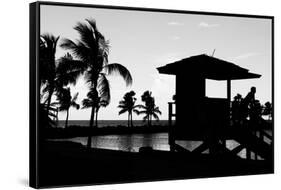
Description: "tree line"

(39, 18), (161, 148)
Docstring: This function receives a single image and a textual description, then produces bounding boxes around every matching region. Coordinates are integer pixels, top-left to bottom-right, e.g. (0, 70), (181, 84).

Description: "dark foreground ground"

(37, 140), (273, 188)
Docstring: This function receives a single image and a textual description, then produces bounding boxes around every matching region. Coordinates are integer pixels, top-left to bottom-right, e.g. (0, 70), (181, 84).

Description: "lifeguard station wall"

(174, 72), (229, 141)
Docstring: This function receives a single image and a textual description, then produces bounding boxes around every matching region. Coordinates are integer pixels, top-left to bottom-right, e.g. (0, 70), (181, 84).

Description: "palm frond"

(82, 98), (93, 109)
(103, 63), (132, 86)
(133, 109), (140, 115)
(56, 55), (87, 75)
(118, 104), (126, 109)
(71, 102), (80, 110)
(152, 113), (160, 121)
(98, 73), (110, 103)
(71, 92), (79, 102)
(41, 34), (60, 56)
(40, 34), (59, 83)
(85, 18), (105, 42)
(142, 115), (149, 122)
(118, 108), (128, 115)
(84, 70), (96, 86)
(60, 38), (91, 63)
(74, 21), (97, 52)
(135, 110), (147, 115)
(153, 107), (162, 115)
(135, 104), (147, 110)
(98, 38), (110, 65)
(99, 100), (109, 107)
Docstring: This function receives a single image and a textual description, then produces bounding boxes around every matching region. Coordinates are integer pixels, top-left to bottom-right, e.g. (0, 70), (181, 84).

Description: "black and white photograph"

(29, 1), (273, 188)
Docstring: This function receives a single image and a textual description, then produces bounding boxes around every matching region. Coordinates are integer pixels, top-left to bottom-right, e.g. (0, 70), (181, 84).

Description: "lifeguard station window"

(206, 79), (227, 98)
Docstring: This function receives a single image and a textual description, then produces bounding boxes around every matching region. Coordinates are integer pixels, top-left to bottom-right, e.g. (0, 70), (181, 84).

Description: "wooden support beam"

(227, 79), (231, 115)
(168, 102), (175, 151)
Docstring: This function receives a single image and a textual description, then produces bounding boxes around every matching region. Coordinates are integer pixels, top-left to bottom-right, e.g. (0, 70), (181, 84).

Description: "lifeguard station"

(157, 54), (272, 160)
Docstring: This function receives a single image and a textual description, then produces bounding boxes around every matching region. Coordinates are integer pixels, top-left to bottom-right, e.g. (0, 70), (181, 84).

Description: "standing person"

(244, 87), (256, 105)
(241, 87), (256, 124)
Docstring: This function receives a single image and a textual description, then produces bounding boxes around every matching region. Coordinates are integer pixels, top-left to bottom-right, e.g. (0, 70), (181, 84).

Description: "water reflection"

(69, 133), (170, 152)
(55, 132), (247, 158)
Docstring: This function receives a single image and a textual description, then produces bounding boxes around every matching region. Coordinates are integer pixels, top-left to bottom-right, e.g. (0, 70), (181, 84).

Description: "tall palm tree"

(40, 34), (60, 112)
(61, 18), (132, 148)
(40, 34), (83, 114)
(56, 88), (80, 128)
(136, 91), (161, 126)
(118, 91), (138, 127)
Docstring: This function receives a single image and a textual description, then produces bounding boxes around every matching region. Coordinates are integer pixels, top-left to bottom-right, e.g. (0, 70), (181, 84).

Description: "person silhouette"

(241, 87), (256, 124)
(244, 87), (256, 105)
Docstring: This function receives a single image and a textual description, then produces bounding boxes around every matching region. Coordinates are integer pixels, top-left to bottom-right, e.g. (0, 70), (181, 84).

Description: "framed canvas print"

(29, 1), (274, 188)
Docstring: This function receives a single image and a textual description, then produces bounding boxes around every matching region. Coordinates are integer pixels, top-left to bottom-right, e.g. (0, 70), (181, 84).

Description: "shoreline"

(45, 124), (169, 139)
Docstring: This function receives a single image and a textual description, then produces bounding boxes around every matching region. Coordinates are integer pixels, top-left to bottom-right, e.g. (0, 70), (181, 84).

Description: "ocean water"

(57, 120), (170, 128)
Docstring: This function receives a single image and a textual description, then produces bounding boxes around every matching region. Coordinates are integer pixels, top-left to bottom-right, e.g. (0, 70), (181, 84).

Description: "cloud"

(168, 21), (184, 26)
(198, 22), (220, 28)
(170, 36), (180, 40)
(150, 74), (175, 107)
(232, 52), (258, 60)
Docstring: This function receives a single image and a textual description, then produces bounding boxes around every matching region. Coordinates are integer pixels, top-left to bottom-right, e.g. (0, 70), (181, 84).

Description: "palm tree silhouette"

(95, 97), (109, 128)
(136, 91), (161, 126)
(82, 89), (109, 128)
(40, 34), (60, 112)
(55, 87), (80, 128)
(40, 34), (83, 114)
(262, 101), (272, 120)
(118, 91), (138, 127)
(61, 19), (132, 148)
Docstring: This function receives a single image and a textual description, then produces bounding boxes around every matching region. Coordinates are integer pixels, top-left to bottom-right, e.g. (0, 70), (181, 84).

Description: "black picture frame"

(30, 1), (274, 188)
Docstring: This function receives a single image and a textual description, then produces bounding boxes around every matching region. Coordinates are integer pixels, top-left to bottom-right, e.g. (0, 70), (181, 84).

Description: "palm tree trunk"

(130, 112), (133, 127)
(46, 86), (54, 113)
(65, 108), (69, 128)
(95, 109), (99, 128)
(87, 78), (99, 148)
(149, 114), (152, 127)
(128, 113), (130, 127)
(87, 106), (95, 149)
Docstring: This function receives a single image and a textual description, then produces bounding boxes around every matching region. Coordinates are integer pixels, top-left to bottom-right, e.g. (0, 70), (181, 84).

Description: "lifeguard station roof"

(157, 54), (261, 80)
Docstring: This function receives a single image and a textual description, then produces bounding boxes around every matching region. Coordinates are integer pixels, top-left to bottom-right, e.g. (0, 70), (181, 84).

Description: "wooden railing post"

(168, 102), (175, 151)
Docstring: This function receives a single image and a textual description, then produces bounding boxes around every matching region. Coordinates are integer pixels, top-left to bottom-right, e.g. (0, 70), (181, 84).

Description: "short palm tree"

(61, 18), (132, 148)
(136, 91), (161, 126)
(118, 91), (138, 127)
(262, 101), (272, 120)
(82, 88), (109, 128)
(56, 87), (80, 128)
(95, 97), (109, 128)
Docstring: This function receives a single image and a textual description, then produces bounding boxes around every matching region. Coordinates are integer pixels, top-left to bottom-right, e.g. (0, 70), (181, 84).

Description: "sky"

(40, 5), (272, 121)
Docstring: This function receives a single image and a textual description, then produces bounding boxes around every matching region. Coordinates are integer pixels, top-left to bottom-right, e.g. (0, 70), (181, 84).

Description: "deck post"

(168, 102), (175, 151)
(224, 79), (231, 147)
(227, 79), (231, 121)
